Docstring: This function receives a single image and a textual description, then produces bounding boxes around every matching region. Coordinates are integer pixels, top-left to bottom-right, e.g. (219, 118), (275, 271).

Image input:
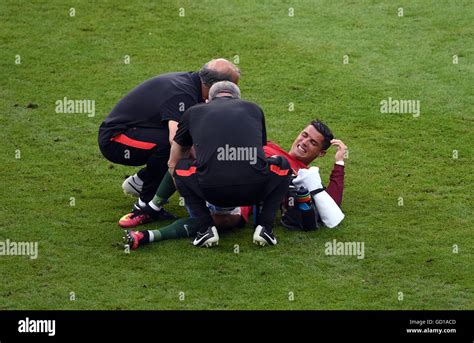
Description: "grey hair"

(208, 81), (241, 100)
(198, 60), (241, 87)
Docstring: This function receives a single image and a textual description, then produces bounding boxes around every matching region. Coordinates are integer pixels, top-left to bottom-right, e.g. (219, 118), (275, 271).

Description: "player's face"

(290, 125), (326, 164)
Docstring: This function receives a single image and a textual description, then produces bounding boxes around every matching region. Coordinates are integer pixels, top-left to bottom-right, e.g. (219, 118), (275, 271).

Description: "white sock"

(148, 230), (155, 243)
(148, 201), (162, 212)
(138, 199), (146, 207)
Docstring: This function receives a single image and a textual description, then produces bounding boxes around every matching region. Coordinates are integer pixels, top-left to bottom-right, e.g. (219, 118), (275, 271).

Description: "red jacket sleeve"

(326, 164), (344, 207)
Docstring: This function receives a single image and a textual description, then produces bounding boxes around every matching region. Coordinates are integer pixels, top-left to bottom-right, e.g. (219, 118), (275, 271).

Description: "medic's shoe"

(192, 226), (219, 248)
(253, 225), (277, 246)
(123, 230), (144, 250)
(122, 174), (143, 197)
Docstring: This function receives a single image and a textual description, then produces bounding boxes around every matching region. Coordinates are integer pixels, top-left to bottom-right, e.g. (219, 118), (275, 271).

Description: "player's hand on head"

(331, 139), (347, 162)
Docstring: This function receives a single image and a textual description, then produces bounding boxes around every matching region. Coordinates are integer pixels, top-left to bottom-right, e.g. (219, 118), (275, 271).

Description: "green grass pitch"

(0, 0), (472, 310)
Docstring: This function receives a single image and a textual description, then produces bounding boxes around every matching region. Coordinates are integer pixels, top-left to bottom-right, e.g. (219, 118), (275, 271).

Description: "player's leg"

(123, 209), (243, 250)
(123, 217), (199, 250)
(150, 171), (176, 206)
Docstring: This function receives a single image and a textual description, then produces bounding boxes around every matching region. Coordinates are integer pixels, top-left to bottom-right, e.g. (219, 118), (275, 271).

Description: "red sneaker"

(118, 212), (153, 228)
(122, 230), (144, 250)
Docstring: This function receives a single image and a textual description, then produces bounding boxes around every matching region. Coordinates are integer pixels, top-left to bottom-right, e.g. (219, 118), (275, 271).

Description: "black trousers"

(98, 127), (170, 202)
(174, 156), (291, 230)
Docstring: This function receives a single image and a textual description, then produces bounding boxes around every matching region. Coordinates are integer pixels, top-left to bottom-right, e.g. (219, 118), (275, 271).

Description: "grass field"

(0, 0), (472, 310)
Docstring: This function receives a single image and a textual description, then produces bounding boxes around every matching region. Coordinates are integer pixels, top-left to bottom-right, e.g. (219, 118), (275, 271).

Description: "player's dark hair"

(199, 62), (240, 87)
(310, 119), (334, 150)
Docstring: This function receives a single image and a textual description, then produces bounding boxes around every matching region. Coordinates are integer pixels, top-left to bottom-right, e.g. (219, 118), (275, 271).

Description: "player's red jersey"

(240, 141), (345, 222)
(264, 141), (308, 174)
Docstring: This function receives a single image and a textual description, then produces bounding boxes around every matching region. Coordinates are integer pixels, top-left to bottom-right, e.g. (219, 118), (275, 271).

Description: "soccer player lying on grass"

(98, 58), (240, 218)
(121, 119), (347, 250)
(263, 120), (346, 230)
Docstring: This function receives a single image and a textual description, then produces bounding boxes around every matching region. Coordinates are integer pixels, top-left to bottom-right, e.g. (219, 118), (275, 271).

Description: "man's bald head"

(205, 58), (240, 84)
(199, 59), (240, 100)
